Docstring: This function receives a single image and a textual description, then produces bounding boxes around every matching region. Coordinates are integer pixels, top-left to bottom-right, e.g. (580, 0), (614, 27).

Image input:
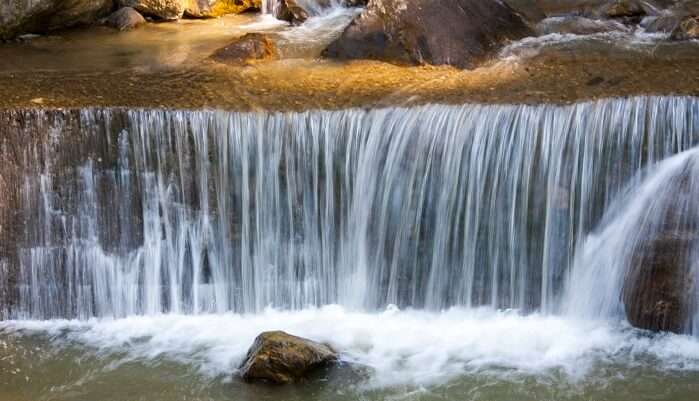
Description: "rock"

(0, 0), (114, 40)
(503, 0), (547, 23)
(642, 14), (683, 33)
(210, 33), (278, 65)
(623, 230), (697, 333)
(274, 0), (309, 25)
(671, 15), (699, 39)
(536, 15), (630, 35)
(119, 0), (185, 20)
(239, 331), (337, 384)
(184, 0), (261, 19)
(323, 0), (532, 69)
(106, 7), (146, 30)
(601, 0), (646, 18)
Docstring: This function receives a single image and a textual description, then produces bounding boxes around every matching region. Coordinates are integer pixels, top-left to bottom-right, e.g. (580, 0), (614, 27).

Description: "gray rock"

(106, 7), (146, 30)
(323, 0), (532, 69)
(0, 0), (114, 40)
(537, 15), (630, 35)
(119, 0), (184, 20)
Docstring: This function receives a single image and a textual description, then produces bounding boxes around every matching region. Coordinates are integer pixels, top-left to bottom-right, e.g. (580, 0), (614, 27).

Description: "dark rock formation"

(240, 331), (337, 384)
(0, 0), (114, 40)
(210, 33), (278, 65)
(105, 7), (146, 30)
(623, 230), (697, 333)
(323, 0), (532, 69)
(274, 0), (309, 25)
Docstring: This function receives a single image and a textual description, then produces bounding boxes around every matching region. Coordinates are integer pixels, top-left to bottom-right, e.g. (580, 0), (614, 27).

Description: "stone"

(623, 230), (697, 333)
(106, 7), (147, 30)
(671, 15), (699, 39)
(119, 0), (184, 20)
(323, 0), (532, 69)
(0, 0), (114, 40)
(274, 0), (309, 25)
(601, 0), (646, 18)
(184, 0), (261, 19)
(642, 15), (683, 33)
(239, 331), (337, 384)
(536, 15), (630, 35)
(210, 33), (278, 65)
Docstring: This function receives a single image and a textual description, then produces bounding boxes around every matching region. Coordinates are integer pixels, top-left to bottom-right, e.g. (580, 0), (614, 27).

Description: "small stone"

(106, 7), (147, 31)
(210, 33), (278, 66)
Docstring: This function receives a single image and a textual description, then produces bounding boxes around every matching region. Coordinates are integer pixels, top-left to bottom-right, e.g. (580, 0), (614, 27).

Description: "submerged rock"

(323, 0), (532, 69)
(210, 33), (278, 65)
(106, 7), (147, 30)
(274, 0), (309, 25)
(240, 331), (337, 384)
(0, 0), (114, 40)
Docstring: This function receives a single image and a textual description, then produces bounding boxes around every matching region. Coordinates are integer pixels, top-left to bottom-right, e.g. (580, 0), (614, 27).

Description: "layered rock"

(210, 33), (277, 65)
(240, 331), (337, 384)
(323, 0), (532, 69)
(0, 0), (114, 40)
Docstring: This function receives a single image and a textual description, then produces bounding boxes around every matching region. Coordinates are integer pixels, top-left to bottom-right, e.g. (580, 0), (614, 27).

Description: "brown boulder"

(623, 229), (697, 334)
(239, 331), (337, 384)
(184, 0), (261, 19)
(119, 0), (185, 20)
(671, 15), (699, 39)
(274, 0), (309, 25)
(322, 0), (532, 69)
(210, 33), (278, 65)
(105, 7), (147, 30)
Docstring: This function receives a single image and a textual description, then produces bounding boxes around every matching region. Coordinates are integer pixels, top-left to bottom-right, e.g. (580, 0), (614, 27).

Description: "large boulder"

(210, 33), (278, 65)
(239, 331), (337, 384)
(105, 7), (146, 30)
(0, 0), (114, 40)
(323, 0), (532, 69)
(119, 0), (184, 19)
(274, 0), (309, 25)
(184, 0), (260, 18)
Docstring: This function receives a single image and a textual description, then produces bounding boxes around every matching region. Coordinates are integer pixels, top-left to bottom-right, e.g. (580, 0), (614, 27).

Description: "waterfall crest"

(4, 97), (699, 322)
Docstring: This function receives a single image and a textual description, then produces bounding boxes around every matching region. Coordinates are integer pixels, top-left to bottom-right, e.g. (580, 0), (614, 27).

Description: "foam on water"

(3, 307), (699, 388)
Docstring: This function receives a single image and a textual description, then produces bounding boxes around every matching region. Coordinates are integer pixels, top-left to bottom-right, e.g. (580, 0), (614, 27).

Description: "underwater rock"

(105, 7), (146, 30)
(184, 0), (260, 19)
(274, 0), (309, 25)
(0, 0), (114, 40)
(323, 0), (532, 69)
(210, 33), (278, 65)
(240, 331), (337, 384)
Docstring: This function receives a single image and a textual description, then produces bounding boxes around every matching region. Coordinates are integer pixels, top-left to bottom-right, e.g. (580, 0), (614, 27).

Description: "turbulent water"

(4, 96), (698, 325)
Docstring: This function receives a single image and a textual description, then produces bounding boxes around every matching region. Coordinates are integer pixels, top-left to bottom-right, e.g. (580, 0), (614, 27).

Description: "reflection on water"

(2, 307), (699, 401)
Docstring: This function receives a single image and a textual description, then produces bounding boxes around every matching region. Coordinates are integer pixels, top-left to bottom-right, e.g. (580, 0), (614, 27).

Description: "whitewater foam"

(2, 306), (699, 388)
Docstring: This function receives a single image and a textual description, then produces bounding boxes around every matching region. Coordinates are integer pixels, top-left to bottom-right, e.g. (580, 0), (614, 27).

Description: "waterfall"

(3, 97), (699, 324)
(261, 0), (346, 15)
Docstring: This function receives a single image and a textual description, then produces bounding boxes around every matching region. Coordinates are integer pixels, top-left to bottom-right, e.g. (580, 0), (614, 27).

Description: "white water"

(3, 306), (699, 388)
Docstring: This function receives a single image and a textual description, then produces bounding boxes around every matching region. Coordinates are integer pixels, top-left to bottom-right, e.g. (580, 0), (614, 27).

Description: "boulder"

(239, 331), (337, 384)
(323, 0), (532, 69)
(623, 229), (697, 334)
(274, 0), (309, 25)
(600, 0), (646, 18)
(0, 0), (114, 40)
(210, 33), (278, 65)
(642, 14), (683, 33)
(105, 7), (146, 30)
(184, 0), (260, 19)
(536, 15), (630, 35)
(671, 15), (699, 39)
(119, 0), (184, 20)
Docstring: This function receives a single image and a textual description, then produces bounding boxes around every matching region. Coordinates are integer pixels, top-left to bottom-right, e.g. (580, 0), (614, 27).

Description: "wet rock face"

(323, 0), (532, 69)
(119, 0), (185, 20)
(240, 331), (337, 384)
(184, 0), (260, 19)
(0, 0), (114, 40)
(274, 0), (309, 25)
(623, 231), (697, 333)
(536, 15), (629, 35)
(210, 33), (278, 65)
(105, 7), (146, 30)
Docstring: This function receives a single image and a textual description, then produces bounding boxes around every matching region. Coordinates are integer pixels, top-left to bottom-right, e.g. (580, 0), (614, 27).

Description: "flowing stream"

(1, 97), (699, 400)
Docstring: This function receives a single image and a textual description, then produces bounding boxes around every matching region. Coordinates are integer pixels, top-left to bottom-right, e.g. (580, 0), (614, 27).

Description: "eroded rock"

(240, 331), (337, 384)
(210, 33), (278, 65)
(106, 7), (146, 30)
(0, 0), (114, 40)
(274, 0), (309, 25)
(323, 0), (532, 69)
(184, 0), (260, 19)
(119, 0), (184, 20)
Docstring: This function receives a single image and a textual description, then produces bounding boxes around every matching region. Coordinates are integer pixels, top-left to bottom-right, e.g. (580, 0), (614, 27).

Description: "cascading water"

(261, 0), (346, 15)
(4, 96), (699, 327)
